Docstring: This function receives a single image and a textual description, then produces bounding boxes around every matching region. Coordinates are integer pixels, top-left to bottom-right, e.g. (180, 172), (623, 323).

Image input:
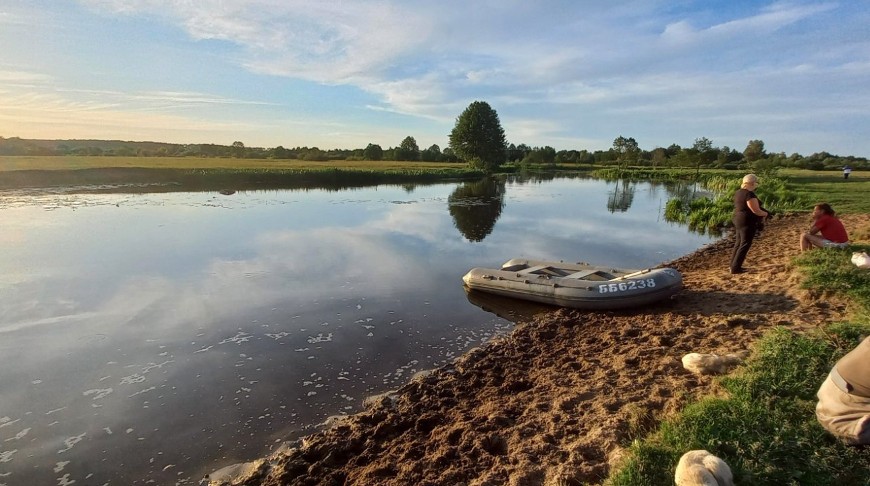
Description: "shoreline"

(210, 213), (869, 486)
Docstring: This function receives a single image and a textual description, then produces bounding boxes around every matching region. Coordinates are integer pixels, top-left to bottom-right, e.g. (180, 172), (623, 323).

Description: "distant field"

(0, 156), (466, 172)
(779, 168), (870, 214)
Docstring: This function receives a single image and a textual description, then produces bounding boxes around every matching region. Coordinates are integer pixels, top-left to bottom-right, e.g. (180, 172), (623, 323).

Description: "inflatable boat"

(462, 258), (683, 310)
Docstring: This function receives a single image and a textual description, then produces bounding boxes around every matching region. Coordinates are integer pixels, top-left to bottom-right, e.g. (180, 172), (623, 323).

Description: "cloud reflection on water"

(0, 178), (716, 485)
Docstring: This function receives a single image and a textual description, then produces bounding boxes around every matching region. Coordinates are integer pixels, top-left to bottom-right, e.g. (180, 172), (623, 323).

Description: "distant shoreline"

(0, 166), (485, 192)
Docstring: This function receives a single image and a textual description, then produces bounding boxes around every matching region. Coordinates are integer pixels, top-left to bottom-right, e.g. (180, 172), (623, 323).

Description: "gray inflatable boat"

(462, 258), (683, 310)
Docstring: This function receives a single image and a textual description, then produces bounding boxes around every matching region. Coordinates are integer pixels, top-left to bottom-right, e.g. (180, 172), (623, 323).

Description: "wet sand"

(211, 213), (870, 486)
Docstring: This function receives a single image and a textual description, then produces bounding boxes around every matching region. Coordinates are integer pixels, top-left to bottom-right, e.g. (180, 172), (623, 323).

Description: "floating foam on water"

(0, 449), (17, 463)
(57, 474), (75, 486)
(120, 374), (146, 385)
(307, 333), (333, 344)
(58, 433), (86, 453)
(5, 428), (30, 441)
(128, 386), (156, 398)
(219, 332), (252, 345)
(83, 388), (113, 401)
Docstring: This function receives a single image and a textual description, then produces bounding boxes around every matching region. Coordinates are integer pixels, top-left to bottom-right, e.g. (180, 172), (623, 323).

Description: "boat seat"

(563, 269), (602, 280)
(516, 264), (551, 275)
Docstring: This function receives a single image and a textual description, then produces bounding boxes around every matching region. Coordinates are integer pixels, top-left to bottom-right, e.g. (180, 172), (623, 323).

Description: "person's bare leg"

(800, 232), (811, 251)
(802, 233), (826, 251)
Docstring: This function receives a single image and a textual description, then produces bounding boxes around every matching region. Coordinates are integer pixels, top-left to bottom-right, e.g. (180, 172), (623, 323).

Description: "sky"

(1, 0), (868, 156)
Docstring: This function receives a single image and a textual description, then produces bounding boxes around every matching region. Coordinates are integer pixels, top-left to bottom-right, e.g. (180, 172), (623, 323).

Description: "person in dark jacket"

(729, 174), (768, 274)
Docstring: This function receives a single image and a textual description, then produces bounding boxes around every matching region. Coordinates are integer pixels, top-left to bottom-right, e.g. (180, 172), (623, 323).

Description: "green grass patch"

(778, 169), (870, 214)
(794, 246), (870, 315)
(606, 326), (870, 486)
(605, 247), (870, 486)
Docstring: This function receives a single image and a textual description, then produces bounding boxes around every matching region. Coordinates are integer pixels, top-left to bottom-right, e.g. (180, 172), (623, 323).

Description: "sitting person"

(799, 203), (849, 251)
(816, 336), (870, 445)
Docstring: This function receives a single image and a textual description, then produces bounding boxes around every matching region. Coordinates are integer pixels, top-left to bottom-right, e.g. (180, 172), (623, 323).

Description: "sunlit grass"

(605, 248), (870, 486)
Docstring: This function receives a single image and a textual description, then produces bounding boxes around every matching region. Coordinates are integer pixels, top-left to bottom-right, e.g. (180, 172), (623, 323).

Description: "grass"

(604, 247), (870, 486)
(778, 169), (870, 214)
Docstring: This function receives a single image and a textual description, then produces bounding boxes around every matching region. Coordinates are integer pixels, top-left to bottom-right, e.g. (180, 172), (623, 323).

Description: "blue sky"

(1, 1), (868, 156)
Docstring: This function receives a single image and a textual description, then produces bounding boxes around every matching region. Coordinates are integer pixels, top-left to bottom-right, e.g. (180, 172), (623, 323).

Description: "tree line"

(1, 101), (866, 173)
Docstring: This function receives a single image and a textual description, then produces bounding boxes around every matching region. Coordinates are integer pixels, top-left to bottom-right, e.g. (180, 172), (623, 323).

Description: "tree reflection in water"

(607, 178), (636, 213)
(448, 177), (507, 241)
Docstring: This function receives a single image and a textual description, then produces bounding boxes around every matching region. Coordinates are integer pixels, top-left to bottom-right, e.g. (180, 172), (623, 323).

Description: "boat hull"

(462, 259), (683, 310)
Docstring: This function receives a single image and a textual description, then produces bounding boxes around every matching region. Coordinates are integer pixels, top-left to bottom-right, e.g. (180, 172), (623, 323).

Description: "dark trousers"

(730, 216), (756, 272)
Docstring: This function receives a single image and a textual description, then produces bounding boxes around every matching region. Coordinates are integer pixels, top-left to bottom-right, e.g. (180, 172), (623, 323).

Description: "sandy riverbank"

(211, 213), (870, 486)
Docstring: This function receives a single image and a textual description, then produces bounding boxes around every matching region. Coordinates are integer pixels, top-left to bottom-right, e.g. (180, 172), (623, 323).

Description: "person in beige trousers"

(816, 336), (870, 444)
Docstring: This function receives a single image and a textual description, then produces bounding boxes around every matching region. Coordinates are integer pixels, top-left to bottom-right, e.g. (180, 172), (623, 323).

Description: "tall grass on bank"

(664, 174), (812, 234)
(605, 248), (870, 486)
(592, 167), (733, 182)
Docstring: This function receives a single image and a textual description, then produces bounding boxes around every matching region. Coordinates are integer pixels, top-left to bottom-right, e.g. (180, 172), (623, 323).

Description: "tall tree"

(692, 137), (715, 172)
(449, 101), (507, 173)
(397, 136), (420, 161)
(743, 139), (766, 163)
(612, 136), (639, 169)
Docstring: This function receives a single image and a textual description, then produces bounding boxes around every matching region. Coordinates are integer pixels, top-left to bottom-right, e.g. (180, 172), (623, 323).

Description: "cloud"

(3, 0), (865, 153)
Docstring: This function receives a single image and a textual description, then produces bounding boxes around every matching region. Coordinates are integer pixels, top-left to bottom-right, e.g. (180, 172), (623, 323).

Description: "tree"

(363, 143), (383, 161)
(231, 141), (245, 158)
(612, 136), (639, 169)
(692, 137), (715, 172)
(449, 101), (507, 173)
(743, 140), (766, 163)
(651, 147), (668, 168)
(396, 136), (420, 161)
(421, 144), (442, 162)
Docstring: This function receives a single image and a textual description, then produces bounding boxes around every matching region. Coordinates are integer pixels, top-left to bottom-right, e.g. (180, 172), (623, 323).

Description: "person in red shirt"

(800, 203), (850, 251)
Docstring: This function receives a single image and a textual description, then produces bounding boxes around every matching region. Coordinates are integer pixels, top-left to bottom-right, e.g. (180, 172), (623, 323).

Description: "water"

(0, 175), (716, 485)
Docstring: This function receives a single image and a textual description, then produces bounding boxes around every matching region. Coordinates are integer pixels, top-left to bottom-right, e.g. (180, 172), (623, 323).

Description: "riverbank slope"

(213, 213), (870, 486)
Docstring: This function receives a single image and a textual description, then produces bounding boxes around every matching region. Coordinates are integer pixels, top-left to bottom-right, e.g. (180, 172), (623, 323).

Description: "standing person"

(730, 174), (768, 274)
(799, 203), (850, 251)
(843, 165), (852, 180)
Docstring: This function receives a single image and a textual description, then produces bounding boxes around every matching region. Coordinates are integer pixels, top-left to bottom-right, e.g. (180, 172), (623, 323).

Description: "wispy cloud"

(2, 0), (868, 153)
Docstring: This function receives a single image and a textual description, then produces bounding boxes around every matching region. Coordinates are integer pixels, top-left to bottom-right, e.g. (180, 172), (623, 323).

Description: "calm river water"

(0, 175), (716, 485)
